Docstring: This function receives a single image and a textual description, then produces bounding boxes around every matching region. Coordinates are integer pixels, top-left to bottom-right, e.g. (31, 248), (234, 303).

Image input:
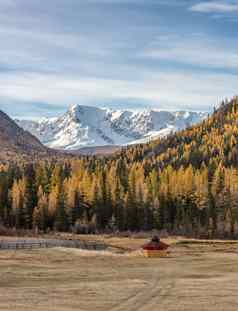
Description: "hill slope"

(0, 110), (52, 161)
(117, 97), (238, 170)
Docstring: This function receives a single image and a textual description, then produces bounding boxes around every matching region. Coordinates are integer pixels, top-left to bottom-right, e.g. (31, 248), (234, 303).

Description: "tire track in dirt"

(136, 281), (175, 311)
(110, 271), (174, 311)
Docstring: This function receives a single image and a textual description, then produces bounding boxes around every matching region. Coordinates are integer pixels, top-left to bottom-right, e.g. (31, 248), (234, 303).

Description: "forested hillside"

(1, 97), (238, 237)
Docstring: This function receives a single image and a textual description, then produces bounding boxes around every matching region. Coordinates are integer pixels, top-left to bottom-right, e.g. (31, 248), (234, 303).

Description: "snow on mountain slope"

(16, 105), (207, 150)
(128, 127), (176, 145)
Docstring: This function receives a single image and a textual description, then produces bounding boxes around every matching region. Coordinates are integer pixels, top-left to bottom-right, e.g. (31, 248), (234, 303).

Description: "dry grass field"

(1, 237), (238, 311)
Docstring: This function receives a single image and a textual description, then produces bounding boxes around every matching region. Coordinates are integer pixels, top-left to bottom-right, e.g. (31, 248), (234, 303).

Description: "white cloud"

(142, 35), (238, 70)
(0, 71), (237, 111)
(190, 1), (238, 13)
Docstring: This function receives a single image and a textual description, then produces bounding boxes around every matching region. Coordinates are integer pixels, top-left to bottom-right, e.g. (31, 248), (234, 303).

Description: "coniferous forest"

(1, 98), (238, 238)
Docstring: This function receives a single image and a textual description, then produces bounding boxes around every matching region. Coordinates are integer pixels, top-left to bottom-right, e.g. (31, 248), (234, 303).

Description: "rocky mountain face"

(16, 105), (207, 151)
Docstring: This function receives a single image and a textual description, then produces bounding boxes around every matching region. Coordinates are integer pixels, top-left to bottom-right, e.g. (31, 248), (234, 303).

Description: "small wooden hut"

(142, 236), (169, 258)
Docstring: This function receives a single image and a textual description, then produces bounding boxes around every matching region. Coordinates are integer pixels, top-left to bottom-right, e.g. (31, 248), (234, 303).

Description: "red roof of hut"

(142, 240), (169, 251)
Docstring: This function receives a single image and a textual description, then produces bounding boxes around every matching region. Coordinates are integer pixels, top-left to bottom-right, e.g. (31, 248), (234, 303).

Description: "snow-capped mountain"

(16, 105), (207, 150)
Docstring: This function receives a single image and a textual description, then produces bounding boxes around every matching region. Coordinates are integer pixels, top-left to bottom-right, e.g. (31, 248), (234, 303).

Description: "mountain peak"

(69, 104), (105, 114)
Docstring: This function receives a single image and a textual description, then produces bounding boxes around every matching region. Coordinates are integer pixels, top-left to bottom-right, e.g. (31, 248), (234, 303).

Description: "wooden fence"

(0, 238), (106, 251)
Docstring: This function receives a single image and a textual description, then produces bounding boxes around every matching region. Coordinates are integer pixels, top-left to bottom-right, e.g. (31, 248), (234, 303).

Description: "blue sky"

(0, 0), (238, 118)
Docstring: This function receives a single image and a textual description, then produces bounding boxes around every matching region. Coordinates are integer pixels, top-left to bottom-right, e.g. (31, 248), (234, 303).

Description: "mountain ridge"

(16, 104), (207, 150)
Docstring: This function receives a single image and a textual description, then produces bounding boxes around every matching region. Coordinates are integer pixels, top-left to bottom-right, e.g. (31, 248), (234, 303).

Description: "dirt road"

(0, 241), (238, 310)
